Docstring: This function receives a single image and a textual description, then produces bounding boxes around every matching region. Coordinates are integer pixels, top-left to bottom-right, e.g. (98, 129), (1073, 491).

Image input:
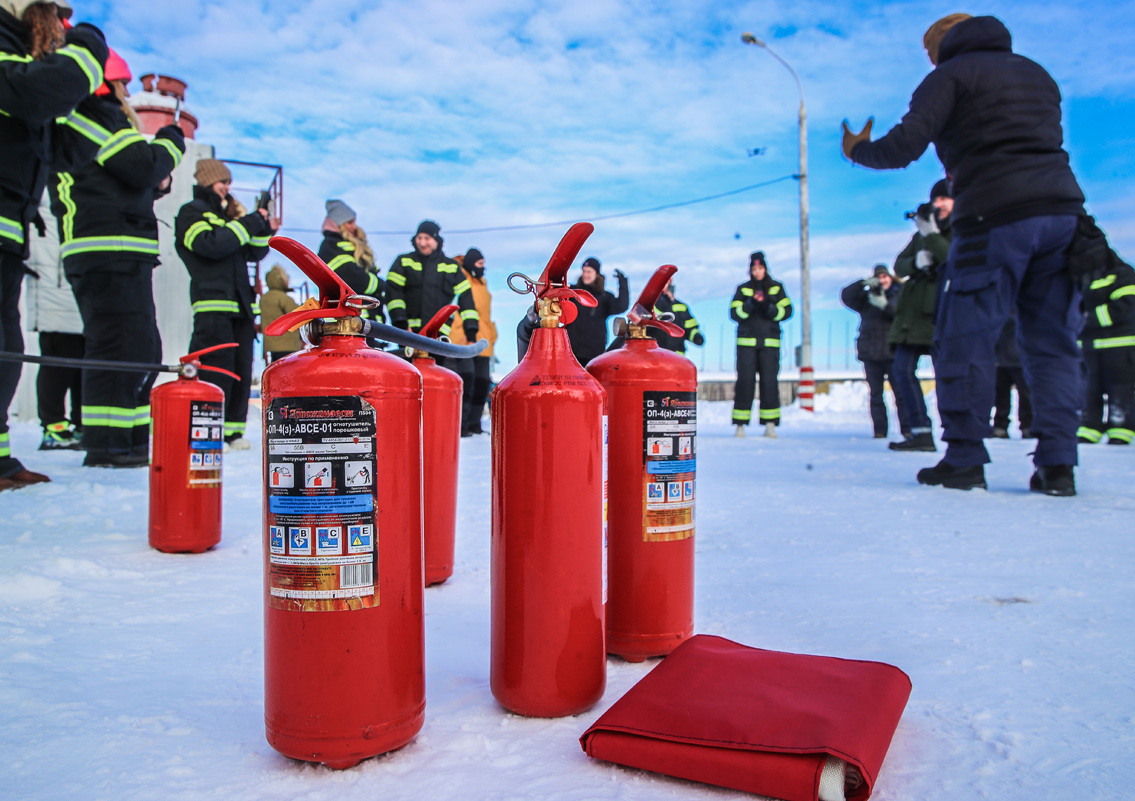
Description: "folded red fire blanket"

(579, 635), (911, 801)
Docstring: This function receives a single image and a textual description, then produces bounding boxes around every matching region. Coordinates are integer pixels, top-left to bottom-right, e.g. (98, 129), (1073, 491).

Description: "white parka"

(25, 195), (83, 335)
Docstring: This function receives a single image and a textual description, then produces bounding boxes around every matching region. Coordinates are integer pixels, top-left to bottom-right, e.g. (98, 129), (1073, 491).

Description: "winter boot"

(225, 436), (252, 452)
(763, 422), (777, 439)
(734, 425), (746, 438)
(0, 468), (51, 489)
(889, 432), (936, 452)
(39, 424), (84, 451)
(917, 459), (987, 490)
(991, 427), (1009, 439)
(1029, 465), (1076, 496)
(83, 452), (148, 469)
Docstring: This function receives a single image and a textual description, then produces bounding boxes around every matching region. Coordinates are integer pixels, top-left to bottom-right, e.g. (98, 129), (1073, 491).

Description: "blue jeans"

(933, 215), (1083, 467)
(891, 345), (931, 435)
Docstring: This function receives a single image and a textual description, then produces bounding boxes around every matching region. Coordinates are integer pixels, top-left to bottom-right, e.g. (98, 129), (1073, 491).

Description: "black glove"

(691, 331), (705, 347)
(156, 123), (185, 147)
(463, 322), (479, 342)
(64, 23), (109, 67)
(392, 319), (409, 330)
(614, 268), (627, 283)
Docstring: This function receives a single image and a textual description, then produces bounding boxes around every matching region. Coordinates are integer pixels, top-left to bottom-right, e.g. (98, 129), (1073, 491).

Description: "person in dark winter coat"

(1077, 250), (1135, 446)
(53, 48), (185, 467)
(259, 264), (301, 362)
(447, 248), (498, 436)
(1, 1), (109, 489)
(564, 257), (628, 366)
(730, 251), (793, 438)
(174, 159), (275, 450)
(843, 14), (1087, 496)
(317, 199), (384, 324)
(841, 264), (906, 438)
(384, 220), (476, 338)
(887, 181), (953, 452)
(651, 279), (704, 354)
(991, 315), (1033, 439)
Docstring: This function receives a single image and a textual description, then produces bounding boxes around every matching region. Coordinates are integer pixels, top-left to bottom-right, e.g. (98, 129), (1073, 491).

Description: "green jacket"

(888, 228), (952, 347)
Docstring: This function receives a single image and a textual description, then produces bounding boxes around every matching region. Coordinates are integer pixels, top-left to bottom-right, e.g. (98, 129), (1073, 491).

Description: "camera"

(905, 203), (935, 223)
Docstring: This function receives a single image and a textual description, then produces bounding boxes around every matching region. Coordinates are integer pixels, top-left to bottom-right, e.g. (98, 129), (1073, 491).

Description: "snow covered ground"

(2, 382), (1133, 801)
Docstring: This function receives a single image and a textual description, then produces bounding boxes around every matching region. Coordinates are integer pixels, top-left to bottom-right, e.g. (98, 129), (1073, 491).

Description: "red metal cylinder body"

(261, 335), (425, 768)
(414, 354), (461, 586)
(148, 375), (225, 553)
(588, 336), (697, 661)
(491, 325), (607, 717)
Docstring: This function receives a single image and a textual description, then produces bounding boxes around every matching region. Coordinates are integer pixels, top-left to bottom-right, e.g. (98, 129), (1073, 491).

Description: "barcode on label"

(341, 563), (373, 589)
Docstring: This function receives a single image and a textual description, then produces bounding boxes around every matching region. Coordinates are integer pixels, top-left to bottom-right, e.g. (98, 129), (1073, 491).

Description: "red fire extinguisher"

(587, 265), (696, 661)
(148, 344), (240, 554)
(258, 238), (427, 769)
(491, 222), (607, 717)
(412, 304), (462, 586)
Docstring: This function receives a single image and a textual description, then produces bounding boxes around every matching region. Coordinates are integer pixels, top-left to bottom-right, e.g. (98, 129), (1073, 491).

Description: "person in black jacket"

(730, 251), (792, 438)
(990, 315), (1033, 440)
(1, 1), (108, 489)
(843, 14), (1087, 496)
(840, 264), (907, 439)
(1077, 250), (1135, 446)
(53, 49), (185, 467)
(317, 199), (384, 324)
(564, 257), (628, 366)
(384, 220), (475, 338)
(174, 159), (274, 450)
(651, 279), (704, 354)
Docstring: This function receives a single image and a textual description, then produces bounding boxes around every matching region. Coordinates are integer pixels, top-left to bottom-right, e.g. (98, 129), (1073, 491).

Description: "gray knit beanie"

(325, 199), (356, 227)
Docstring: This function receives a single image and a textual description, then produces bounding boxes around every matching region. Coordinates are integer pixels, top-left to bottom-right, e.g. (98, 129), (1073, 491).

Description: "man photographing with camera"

(842, 14), (1087, 496)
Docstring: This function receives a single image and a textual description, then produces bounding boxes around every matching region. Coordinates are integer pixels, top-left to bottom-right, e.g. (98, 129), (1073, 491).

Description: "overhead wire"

(278, 174), (798, 236)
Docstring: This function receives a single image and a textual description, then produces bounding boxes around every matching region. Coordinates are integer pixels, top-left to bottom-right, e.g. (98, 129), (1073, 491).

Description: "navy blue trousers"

(891, 344), (931, 434)
(933, 215), (1083, 468)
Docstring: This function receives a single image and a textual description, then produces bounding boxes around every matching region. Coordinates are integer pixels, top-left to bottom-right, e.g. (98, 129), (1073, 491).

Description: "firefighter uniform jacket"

(0, 16), (109, 258)
(651, 293), (703, 353)
(174, 185), (271, 319)
(1081, 256), (1135, 353)
(317, 231), (385, 322)
(1078, 253), (1135, 445)
(49, 99), (184, 275)
(730, 276), (793, 348)
(384, 248), (476, 334)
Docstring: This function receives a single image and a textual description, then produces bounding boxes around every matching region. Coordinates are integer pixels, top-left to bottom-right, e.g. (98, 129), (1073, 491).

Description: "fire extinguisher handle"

(180, 342), (239, 364)
(197, 364), (243, 381)
(534, 222), (594, 294)
(624, 264), (684, 337)
(632, 264), (678, 314)
(271, 236), (353, 306)
(418, 304), (460, 340)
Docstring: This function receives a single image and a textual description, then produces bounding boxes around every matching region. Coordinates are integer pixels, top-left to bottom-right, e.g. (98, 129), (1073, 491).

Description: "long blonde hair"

(111, 81), (144, 131)
(340, 223), (375, 269)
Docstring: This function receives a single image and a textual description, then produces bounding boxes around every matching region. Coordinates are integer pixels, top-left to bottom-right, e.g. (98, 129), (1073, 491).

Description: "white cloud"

(83, 0), (1135, 370)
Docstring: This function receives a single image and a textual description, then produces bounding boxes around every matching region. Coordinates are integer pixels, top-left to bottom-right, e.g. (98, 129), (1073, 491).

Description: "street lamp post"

(741, 32), (814, 410)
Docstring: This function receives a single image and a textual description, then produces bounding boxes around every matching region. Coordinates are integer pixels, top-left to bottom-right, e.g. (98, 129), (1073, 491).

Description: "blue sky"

(81, 0), (1135, 372)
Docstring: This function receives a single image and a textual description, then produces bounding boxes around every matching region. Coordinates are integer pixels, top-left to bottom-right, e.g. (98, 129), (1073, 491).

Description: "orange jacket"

(447, 268), (497, 357)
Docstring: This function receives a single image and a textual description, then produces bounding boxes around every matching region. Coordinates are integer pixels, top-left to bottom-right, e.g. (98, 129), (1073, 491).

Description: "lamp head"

(741, 32), (764, 46)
